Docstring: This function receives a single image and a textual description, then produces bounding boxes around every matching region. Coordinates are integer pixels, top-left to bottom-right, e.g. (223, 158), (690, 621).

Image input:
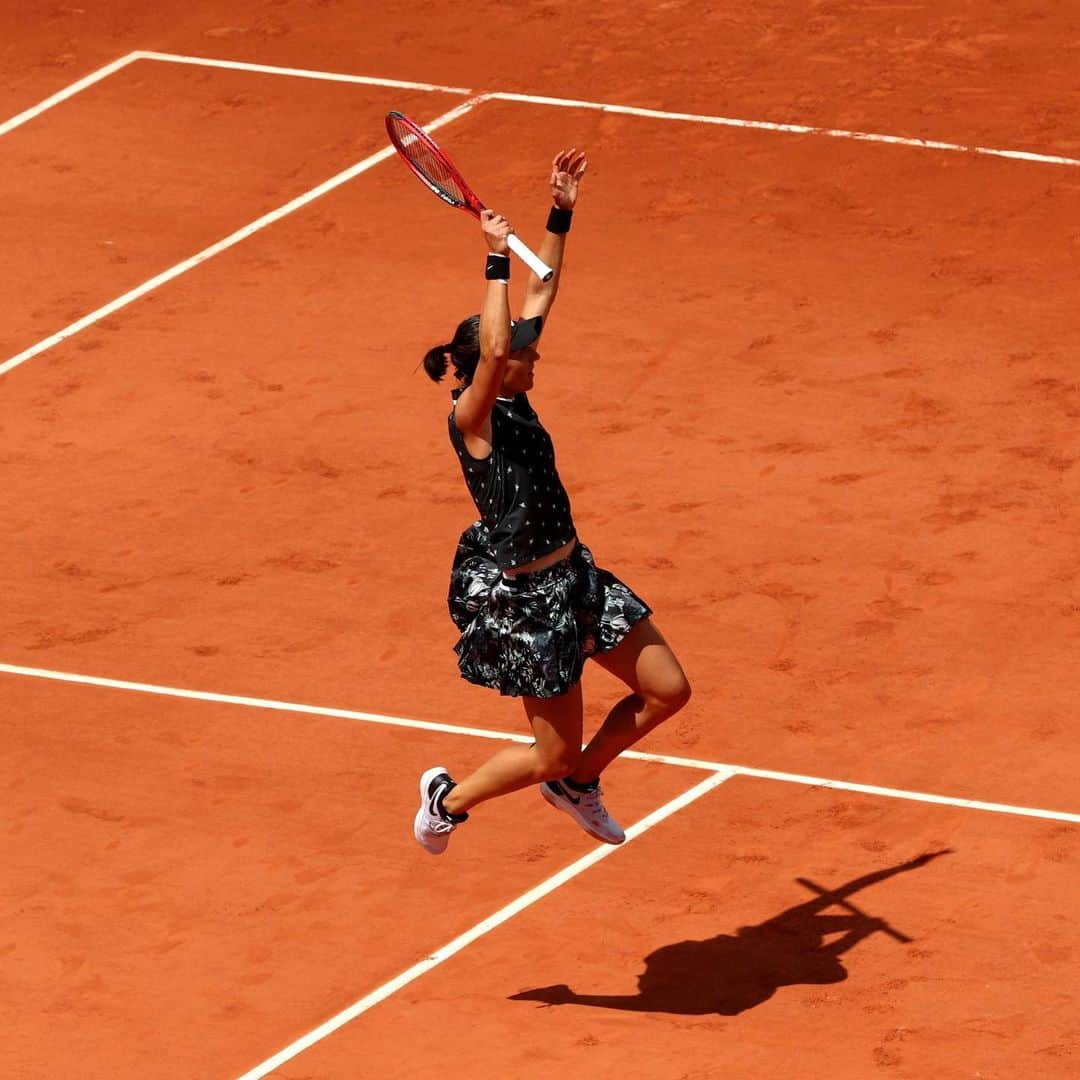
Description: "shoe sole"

(414, 765), (451, 855)
(540, 783), (625, 845)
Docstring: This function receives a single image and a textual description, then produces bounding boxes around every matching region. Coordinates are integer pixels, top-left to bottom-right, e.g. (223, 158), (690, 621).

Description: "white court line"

(1, 51), (1072, 1076)
(0, 95), (484, 379)
(0, 51), (142, 138)
(134, 50), (472, 95)
(232, 767), (734, 1080)
(138, 51), (1080, 169)
(0, 50), (467, 145)
(2, 662), (1077, 824)
(4, 52), (1079, 377)
(487, 91), (1080, 169)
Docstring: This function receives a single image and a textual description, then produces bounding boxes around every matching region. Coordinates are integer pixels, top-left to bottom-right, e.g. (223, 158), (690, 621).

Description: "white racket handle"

(507, 233), (554, 282)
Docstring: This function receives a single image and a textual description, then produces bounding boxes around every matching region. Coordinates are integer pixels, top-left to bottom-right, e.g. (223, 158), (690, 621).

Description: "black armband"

(485, 253), (510, 281)
(546, 206), (573, 234)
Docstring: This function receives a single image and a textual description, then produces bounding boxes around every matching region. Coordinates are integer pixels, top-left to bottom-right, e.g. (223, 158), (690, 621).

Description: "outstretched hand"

(550, 149), (588, 210)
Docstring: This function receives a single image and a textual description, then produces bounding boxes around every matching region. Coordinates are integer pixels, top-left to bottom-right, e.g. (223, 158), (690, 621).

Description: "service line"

(2, 662), (1077, 825)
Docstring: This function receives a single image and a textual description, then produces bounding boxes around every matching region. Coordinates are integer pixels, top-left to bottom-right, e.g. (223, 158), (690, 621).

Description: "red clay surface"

(3, 1), (1079, 155)
(0, 61), (441, 358)
(292, 779), (1079, 1080)
(3, 675), (703, 1079)
(2, 5), (1078, 1078)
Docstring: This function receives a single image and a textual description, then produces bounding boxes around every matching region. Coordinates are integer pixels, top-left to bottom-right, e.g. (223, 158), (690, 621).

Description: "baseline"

(143, 50), (1080, 169)
(135, 50), (471, 95)
(233, 768), (733, 1080)
(0, 50), (467, 141)
(487, 91), (1080, 169)
(6, 51), (1079, 379)
(2, 662), (1076, 825)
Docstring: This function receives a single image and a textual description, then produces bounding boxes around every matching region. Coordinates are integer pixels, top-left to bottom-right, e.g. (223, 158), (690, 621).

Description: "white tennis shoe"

(414, 765), (463, 855)
(542, 777), (625, 845)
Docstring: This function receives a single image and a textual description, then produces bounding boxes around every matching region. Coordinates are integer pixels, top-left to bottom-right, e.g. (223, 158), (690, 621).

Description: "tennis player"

(414, 150), (691, 854)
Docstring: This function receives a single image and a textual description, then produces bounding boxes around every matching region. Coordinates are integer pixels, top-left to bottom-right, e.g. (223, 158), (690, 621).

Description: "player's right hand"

(481, 208), (512, 254)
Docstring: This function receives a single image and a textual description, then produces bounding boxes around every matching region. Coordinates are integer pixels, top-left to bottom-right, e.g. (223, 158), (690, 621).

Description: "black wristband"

(485, 253), (510, 281)
(546, 206), (573, 234)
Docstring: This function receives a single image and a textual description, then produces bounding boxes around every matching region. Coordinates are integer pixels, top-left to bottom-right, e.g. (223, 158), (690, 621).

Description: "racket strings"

(387, 116), (469, 206)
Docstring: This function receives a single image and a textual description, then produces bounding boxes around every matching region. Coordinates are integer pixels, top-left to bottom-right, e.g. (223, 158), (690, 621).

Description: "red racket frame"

(385, 111), (554, 282)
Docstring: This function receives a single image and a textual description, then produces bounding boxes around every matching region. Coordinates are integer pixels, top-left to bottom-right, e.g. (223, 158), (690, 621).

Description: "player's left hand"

(550, 149), (588, 210)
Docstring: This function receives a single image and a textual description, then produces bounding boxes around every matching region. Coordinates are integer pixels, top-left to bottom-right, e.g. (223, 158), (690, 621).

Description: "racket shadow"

(509, 849), (951, 1016)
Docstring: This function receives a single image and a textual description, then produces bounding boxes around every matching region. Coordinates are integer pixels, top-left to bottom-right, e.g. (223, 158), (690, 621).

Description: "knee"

(671, 675), (692, 713)
(534, 745), (581, 783)
(645, 673), (692, 717)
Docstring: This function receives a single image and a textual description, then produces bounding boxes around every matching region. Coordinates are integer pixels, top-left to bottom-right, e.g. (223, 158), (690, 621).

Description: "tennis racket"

(385, 110), (554, 282)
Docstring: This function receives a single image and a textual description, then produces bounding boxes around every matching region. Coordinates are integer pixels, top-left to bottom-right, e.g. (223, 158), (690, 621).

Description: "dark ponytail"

(422, 344), (452, 382)
(422, 314), (481, 385)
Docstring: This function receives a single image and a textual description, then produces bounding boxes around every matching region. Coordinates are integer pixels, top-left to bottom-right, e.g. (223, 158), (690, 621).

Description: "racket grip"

(507, 233), (554, 283)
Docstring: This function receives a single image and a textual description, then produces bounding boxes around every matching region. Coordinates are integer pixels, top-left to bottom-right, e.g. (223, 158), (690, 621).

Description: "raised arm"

(519, 149), (588, 324)
(453, 209), (514, 449)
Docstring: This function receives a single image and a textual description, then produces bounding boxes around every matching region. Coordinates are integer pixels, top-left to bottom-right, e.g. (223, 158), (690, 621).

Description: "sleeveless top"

(448, 390), (576, 570)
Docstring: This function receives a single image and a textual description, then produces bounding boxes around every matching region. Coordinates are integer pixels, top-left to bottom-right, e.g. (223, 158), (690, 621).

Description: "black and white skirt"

(447, 521), (652, 698)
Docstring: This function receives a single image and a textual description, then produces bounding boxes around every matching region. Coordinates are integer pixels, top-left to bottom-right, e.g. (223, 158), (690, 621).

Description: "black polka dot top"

(448, 390), (576, 570)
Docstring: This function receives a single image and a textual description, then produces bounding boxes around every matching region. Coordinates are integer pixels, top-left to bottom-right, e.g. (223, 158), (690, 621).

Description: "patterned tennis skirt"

(447, 522), (652, 698)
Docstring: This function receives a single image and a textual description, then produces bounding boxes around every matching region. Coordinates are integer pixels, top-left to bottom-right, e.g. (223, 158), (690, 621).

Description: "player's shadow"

(510, 850), (951, 1015)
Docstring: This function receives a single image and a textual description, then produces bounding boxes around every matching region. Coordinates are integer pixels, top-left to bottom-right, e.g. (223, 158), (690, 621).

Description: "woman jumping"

(414, 149), (691, 854)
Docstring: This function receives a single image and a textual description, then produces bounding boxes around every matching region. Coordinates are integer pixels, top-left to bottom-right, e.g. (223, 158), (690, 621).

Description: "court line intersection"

(3, 48), (1080, 380)
(3, 662), (1075, 824)
(4, 658), (1075, 1077)
(4, 47), (1078, 1076)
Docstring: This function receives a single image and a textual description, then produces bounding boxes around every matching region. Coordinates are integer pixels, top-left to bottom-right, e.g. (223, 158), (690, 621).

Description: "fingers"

(480, 208), (513, 253)
(552, 148), (588, 179)
(481, 208), (514, 233)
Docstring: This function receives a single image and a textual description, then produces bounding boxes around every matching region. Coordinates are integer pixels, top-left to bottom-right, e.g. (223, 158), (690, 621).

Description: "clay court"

(2, 3), (1078, 1077)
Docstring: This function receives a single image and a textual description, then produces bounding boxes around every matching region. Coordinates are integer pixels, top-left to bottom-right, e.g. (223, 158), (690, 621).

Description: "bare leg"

(571, 618), (691, 784)
(443, 683), (584, 815)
